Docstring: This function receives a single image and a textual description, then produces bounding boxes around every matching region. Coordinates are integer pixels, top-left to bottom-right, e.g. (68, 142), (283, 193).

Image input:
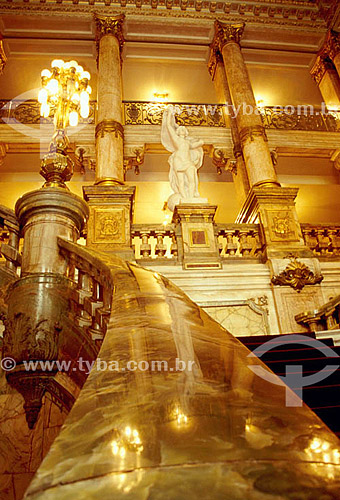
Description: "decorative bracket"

(124, 146), (145, 176)
(212, 148), (237, 175)
(271, 256), (323, 292)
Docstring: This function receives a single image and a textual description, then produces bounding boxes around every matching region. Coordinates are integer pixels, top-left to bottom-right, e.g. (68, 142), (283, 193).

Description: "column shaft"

(95, 15), (125, 185)
(213, 59), (250, 204)
(221, 40), (278, 188)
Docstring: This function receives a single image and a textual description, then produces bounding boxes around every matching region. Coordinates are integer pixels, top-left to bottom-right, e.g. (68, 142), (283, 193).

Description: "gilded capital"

(319, 30), (340, 62)
(212, 20), (245, 52)
(0, 38), (7, 75)
(208, 42), (223, 79)
(95, 14), (125, 50)
(310, 55), (334, 85)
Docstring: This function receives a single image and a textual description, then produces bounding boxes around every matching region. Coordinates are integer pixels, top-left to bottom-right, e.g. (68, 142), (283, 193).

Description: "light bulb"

(69, 110), (79, 127)
(77, 65), (84, 74)
(80, 104), (89, 119)
(69, 60), (78, 69)
(41, 69), (51, 78)
(80, 90), (89, 106)
(81, 71), (91, 80)
(38, 88), (48, 104)
(71, 93), (80, 103)
(46, 78), (59, 95)
(40, 103), (50, 118)
(86, 85), (92, 95)
(64, 62), (71, 70)
(51, 59), (64, 69)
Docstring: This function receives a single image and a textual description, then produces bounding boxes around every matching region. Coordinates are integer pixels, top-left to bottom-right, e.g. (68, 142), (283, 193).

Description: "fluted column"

(208, 46), (250, 205)
(95, 14), (125, 185)
(211, 21), (279, 189)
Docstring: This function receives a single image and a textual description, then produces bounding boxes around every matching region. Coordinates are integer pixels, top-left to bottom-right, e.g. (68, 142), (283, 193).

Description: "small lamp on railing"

(38, 59), (91, 188)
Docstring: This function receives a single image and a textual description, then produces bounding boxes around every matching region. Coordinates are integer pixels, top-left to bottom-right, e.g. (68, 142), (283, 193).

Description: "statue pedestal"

(83, 184), (136, 261)
(172, 204), (221, 270)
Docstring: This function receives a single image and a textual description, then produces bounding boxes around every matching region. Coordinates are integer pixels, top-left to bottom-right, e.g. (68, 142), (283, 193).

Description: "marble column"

(211, 21), (279, 189)
(95, 14), (125, 185)
(84, 15), (135, 259)
(208, 45), (250, 205)
(310, 55), (340, 110)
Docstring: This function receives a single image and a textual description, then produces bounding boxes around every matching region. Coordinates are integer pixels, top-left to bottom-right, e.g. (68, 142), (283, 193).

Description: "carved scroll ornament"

(271, 258), (323, 292)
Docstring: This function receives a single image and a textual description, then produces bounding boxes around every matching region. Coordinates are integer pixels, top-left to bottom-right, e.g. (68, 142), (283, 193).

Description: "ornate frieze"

(95, 14), (125, 49)
(212, 148), (237, 175)
(271, 257), (324, 292)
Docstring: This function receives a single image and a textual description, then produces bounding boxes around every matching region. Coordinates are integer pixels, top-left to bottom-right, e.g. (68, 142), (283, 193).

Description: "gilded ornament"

(320, 30), (340, 63)
(213, 20), (245, 51)
(239, 125), (268, 143)
(272, 213), (292, 239)
(95, 119), (124, 140)
(271, 258), (323, 292)
(0, 39), (7, 75)
(310, 55), (334, 86)
(95, 14), (125, 49)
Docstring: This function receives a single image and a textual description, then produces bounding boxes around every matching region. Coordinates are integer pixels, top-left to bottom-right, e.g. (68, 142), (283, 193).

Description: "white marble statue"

(161, 105), (207, 211)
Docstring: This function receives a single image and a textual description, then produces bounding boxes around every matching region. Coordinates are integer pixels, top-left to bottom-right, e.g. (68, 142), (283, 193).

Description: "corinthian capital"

(213, 21), (245, 51)
(320, 30), (340, 62)
(310, 55), (334, 85)
(95, 14), (125, 49)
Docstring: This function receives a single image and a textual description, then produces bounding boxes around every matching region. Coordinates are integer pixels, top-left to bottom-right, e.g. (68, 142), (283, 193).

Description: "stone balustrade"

(301, 224), (340, 257)
(295, 293), (340, 332)
(58, 237), (113, 345)
(131, 224), (178, 261)
(216, 223), (263, 258)
(0, 205), (21, 275)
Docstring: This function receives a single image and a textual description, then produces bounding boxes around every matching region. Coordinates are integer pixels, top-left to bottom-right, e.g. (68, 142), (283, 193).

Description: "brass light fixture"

(38, 59), (91, 188)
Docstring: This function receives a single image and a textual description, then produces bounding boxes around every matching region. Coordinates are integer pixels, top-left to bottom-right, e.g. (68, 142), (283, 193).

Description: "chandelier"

(38, 59), (91, 128)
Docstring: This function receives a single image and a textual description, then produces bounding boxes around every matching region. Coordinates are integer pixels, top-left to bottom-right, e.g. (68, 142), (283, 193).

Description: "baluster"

(217, 233), (225, 255)
(87, 278), (104, 341)
(140, 231), (151, 258)
(170, 233), (178, 258)
(239, 230), (252, 256)
(329, 229), (340, 255)
(303, 228), (318, 254)
(225, 230), (237, 256)
(155, 231), (167, 257)
(316, 229), (329, 255)
(75, 270), (92, 328)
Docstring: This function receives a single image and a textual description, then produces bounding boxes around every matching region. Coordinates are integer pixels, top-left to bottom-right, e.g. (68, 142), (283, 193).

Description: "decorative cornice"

(0, 3), (325, 30)
(0, 39), (7, 76)
(271, 257), (323, 292)
(95, 119), (124, 140)
(95, 14), (125, 50)
(310, 54), (335, 85)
